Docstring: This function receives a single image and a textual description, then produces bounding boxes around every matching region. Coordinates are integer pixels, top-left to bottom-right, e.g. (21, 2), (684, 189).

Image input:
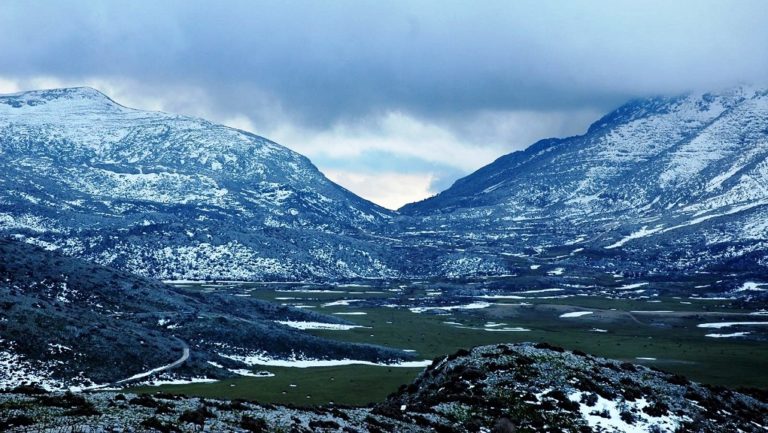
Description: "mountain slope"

(0, 237), (409, 390)
(400, 86), (768, 273)
(0, 87), (396, 280)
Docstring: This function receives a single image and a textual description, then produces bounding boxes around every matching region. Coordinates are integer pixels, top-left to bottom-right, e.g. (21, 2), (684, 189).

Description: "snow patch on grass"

(697, 322), (768, 329)
(559, 311), (593, 318)
(705, 332), (750, 338)
(275, 321), (366, 330)
(218, 352), (431, 368)
(410, 301), (491, 313)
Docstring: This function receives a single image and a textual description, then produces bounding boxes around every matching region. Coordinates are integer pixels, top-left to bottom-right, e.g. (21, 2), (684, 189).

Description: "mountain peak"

(0, 86), (120, 110)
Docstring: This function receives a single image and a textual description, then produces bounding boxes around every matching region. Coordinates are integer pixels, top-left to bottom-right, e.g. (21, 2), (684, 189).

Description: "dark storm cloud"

(2, 0), (767, 128)
(3, 0), (768, 208)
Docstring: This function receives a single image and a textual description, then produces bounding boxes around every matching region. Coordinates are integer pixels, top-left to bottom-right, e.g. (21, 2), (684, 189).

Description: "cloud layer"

(2, 1), (767, 208)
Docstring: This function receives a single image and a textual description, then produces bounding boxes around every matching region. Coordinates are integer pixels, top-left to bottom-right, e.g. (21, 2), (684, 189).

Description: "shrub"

(10, 384), (47, 395)
(63, 401), (100, 417)
(140, 417), (182, 433)
(129, 394), (161, 408)
(240, 415), (268, 432)
(1, 414), (35, 430)
(179, 405), (216, 427)
(534, 342), (565, 352)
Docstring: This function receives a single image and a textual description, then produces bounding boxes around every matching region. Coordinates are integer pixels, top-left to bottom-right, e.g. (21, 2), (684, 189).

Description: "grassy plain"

(130, 283), (768, 405)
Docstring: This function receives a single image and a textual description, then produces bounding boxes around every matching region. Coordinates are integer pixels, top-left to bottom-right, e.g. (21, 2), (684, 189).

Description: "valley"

(3, 2), (768, 430)
(2, 86), (768, 431)
(126, 277), (768, 406)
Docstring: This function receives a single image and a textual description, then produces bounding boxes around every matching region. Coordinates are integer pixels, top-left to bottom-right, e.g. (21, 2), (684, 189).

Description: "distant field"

(130, 281), (768, 406)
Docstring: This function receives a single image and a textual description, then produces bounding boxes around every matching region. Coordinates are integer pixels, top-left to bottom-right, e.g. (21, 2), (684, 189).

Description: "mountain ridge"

(398, 86), (768, 274)
(0, 86), (399, 281)
(3, 85), (768, 280)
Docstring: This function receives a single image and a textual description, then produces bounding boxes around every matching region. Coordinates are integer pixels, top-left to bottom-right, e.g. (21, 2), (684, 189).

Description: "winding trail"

(80, 338), (190, 391)
(115, 339), (190, 385)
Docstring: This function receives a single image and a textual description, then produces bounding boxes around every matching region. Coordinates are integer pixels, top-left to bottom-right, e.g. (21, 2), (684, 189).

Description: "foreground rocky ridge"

(2, 343), (766, 432)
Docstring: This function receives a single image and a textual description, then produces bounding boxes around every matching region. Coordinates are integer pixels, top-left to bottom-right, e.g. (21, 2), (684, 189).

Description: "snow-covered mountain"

(3, 86), (768, 281)
(0, 87), (396, 280)
(400, 86), (768, 273)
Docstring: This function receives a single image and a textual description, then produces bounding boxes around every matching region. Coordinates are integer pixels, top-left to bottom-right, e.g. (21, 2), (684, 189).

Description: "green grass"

(129, 284), (768, 406)
(131, 365), (421, 406)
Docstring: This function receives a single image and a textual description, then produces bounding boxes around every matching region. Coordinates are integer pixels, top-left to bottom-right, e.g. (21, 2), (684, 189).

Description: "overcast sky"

(2, 1), (767, 209)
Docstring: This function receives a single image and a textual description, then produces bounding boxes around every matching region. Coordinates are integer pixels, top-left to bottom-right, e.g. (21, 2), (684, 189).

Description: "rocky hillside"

(0, 87), (395, 281)
(2, 343), (766, 432)
(400, 87), (768, 274)
(0, 238), (409, 391)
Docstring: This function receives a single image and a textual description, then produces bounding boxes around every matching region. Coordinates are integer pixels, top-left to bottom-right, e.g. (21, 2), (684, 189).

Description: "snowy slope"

(400, 87), (768, 273)
(0, 87), (396, 280)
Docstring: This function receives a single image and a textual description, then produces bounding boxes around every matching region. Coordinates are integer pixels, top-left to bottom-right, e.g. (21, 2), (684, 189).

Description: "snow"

(443, 321), (530, 332)
(696, 322), (768, 329)
(484, 322), (506, 328)
(409, 301), (491, 313)
(484, 327), (531, 332)
(218, 352), (432, 368)
(48, 343), (72, 353)
(609, 201), (768, 249)
(322, 299), (363, 307)
(705, 332), (750, 338)
(559, 311), (593, 318)
(734, 281), (767, 292)
(229, 369), (275, 377)
(136, 377), (218, 386)
(0, 343), (66, 391)
(606, 226), (664, 249)
(333, 312), (368, 316)
(275, 321), (366, 331)
(569, 392), (680, 432)
(616, 282), (649, 290)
